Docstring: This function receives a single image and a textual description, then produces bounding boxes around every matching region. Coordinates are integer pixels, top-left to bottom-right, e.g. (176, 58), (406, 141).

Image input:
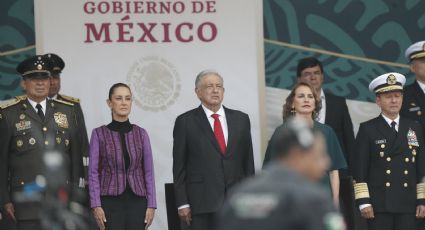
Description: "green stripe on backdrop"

(263, 0), (425, 102)
(0, 0), (35, 100)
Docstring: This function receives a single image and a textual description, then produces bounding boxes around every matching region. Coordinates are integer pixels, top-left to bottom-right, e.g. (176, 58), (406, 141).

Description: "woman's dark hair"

(108, 83), (131, 100)
(282, 82), (322, 121)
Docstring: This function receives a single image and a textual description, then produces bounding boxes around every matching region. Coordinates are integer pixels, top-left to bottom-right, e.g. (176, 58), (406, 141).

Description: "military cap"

(44, 53), (65, 75)
(405, 41), (425, 61)
(368, 72), (405, 94)
(16, 55), (52, 79)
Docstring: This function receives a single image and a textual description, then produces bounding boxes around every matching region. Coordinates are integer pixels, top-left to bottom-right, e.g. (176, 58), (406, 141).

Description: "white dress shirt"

(201, 104), (228, 145)
(27, 98), (47, 116)
(381, 114), (400, 132)
(316, 89), (326, 124)
(49, 94), (58, 100)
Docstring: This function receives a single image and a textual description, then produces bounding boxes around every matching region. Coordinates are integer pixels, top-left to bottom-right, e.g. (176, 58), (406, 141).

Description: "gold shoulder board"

(60, 94), (80, 104)
(15, 95), (28, 100)
(0, 97), (22, 109)
(53, 98), (74, 106)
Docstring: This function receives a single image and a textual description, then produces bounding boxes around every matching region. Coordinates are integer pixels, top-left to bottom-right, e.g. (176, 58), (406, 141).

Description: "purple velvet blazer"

(88, 125), (156, 208)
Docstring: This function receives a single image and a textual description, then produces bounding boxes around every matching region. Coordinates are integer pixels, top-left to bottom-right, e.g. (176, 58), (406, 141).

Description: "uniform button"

(20, 181), (24, 185)
(381, 144), (385, 148)
(404, 170), (408, 175)
(386, 170), (391, 174)
(404, 183), (408, 187)
(386, 182), (391, 187)
(409, 145), (412, 149)
(44, 141), (49, 145)
(43, 127), (47, 131)
(380, 152), (384, 157)
(405, 157), (409, 162)
(386, 157), (391, 162)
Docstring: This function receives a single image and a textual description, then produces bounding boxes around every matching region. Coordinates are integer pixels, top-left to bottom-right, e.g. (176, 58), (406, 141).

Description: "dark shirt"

(107, 120), (132, 175)
(216, 164), (343, 230)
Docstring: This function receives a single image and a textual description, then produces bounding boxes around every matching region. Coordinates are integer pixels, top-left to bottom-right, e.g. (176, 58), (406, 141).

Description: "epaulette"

(53, 98), (74, 106)
(59, 94), (80, 104)
(0, 97), (23, 109)
(15, 95), (28, 100)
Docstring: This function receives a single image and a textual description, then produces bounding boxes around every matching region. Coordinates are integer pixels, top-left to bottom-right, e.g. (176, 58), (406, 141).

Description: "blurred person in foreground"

(216, 118), (345, 230)
(263, 82), (347, 207)
(89, 83), (156, 230)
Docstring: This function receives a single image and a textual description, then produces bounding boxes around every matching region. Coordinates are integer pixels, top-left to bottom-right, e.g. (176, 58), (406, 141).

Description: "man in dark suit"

(44, 53), (90, 181)
(353, 72), (425, 230)
(0, 55), (85, 230)
(296, 57), (356, 229)
(216, 118), (344, 230)
(401, 41), (425, 135)
(173, 70), (255, 230)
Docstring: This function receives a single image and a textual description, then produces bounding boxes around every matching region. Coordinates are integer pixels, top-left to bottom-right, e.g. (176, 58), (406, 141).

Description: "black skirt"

(101, 187), (147, 230)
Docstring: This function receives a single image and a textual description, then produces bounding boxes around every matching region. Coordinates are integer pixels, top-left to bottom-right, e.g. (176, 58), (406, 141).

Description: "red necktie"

(211, 114), (226, 154)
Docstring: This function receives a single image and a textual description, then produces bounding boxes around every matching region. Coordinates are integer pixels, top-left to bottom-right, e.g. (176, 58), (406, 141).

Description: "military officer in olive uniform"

(44, 53), (90, 185)
(401, 41), (425, 136)
(0, 55), (85, 230)
(353, 72), (425, 230)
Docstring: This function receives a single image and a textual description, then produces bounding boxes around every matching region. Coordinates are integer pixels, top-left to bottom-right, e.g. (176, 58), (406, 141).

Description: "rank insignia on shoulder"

(53, 98), (74, 106)
(54, 112), (69, 128)
(0, 97), (21, 109)
(60, 94), (80, 104)
(407, 128), (419, 147)
(15, 95), (27, 101)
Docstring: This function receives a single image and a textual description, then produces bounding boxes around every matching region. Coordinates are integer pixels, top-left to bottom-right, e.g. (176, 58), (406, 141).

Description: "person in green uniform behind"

(263, 82), (347, 207)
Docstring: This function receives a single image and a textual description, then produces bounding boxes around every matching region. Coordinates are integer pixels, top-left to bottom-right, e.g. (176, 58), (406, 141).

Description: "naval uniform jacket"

(0, 98), (84, 220)
(353, 115), (425, 213)
(401, 81), (425, 136)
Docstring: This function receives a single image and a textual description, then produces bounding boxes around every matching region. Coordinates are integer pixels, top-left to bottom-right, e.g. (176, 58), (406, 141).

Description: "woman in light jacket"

(89, 83), (156, 230)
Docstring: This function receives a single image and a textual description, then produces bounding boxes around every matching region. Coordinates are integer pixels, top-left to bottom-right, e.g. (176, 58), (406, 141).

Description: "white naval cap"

(405, 41), (425, 61)
(368, 72), (406, 94)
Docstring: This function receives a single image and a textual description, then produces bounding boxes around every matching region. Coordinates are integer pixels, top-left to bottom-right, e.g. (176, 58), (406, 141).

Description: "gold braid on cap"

(354, 182), (370, 200)
(410, 44), (425, 60)
(417, 183), (425, 199)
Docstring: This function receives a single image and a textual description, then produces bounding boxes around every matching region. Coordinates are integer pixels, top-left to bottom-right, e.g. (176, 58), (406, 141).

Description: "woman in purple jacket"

(89, 83), (156, 230)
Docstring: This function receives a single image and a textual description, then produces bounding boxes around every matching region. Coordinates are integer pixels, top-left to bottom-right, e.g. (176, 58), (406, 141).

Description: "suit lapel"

(23, 99), (43, 123)
(389, 117), (408, 154)
(375, 116), (396, 151)
(45, 100), (54, 125)
(324, 92), (333, 125)
(194, 106), (222, 154)
(412, 82), (425, 111)
(224, 107), (236, 155)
